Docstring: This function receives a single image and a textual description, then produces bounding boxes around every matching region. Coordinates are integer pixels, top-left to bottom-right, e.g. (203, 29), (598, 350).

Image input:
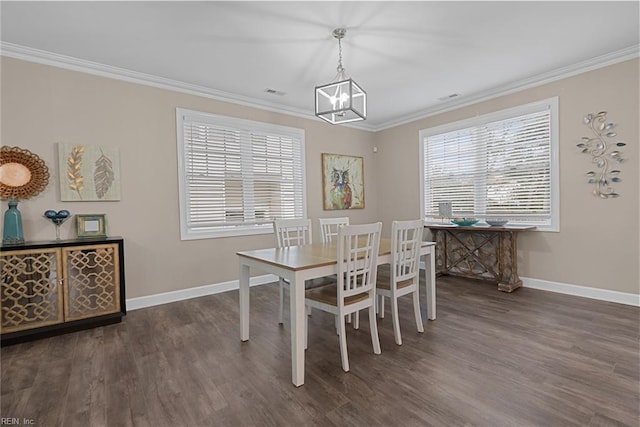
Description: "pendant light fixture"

(315, 28), (366, 124)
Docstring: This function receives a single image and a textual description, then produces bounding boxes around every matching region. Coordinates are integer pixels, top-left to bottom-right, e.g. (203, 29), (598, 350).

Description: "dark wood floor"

(2, 272), (639, 427)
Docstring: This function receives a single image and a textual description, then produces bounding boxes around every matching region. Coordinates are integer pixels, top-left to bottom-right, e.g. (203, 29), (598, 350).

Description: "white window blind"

(421, 98), (559, 230)
(177, 109), (306, 239)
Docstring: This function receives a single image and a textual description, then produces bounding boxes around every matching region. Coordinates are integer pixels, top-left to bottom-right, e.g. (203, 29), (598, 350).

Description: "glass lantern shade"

(315, 78), (367, 124)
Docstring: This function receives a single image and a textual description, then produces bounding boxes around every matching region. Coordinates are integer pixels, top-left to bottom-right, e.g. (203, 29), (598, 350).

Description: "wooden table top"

(237, 238), (435, 271)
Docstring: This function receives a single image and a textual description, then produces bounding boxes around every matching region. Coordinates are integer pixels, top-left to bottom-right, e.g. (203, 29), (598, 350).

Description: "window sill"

(180, 225), (274, 240)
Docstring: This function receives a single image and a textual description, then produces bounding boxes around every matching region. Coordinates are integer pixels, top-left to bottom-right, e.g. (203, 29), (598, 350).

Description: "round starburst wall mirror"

(0, 146), (50, 244)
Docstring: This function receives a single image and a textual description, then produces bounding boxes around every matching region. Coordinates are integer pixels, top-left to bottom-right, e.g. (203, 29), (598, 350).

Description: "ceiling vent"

(265, 88), (286, 96)
(437, 93), (460, 101)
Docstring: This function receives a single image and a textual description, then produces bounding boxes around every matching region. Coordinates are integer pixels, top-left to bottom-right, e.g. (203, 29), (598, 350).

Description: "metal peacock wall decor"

(577, 111), (626, 198)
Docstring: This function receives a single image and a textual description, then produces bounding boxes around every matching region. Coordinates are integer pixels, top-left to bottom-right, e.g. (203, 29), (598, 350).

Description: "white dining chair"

(319, 216), (356, 326)
(304, 222), (382, 372)
(274, 218), (312, 248)
(273, 218), (329, 325)
(376, 219), (425, 345)
(318, 217), (350, 243)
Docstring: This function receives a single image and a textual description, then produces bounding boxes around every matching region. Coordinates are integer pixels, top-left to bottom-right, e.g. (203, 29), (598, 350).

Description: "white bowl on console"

(486, 219), (508, 227)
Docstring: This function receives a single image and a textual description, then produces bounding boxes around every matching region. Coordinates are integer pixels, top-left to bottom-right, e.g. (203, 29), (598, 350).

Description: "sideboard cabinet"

(1, 237), (125, 345)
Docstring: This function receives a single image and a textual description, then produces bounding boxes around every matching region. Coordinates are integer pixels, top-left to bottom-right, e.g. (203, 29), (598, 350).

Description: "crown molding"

(2, 41), (637, 133)
(372, 44), (640, 131)
(0, 42), (368, 128)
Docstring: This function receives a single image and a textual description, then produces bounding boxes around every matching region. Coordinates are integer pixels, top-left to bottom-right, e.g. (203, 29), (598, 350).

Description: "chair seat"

(376, 278), (413, 291)
(306, 276), (337, 289)
(305, 283), (370, 307)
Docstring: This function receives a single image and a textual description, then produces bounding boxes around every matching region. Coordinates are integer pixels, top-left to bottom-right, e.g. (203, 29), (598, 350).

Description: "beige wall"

(374, 59), (639, 295)
(1, 57), (379, 298)
(2, 56), (638, 298)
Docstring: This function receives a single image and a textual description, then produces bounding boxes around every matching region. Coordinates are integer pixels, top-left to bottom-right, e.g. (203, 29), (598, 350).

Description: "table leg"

(425, 249), (436, 320)
(433, 230), (447, 274)
(289, 276), (305, 387)
(497, 231), (523, 292)
(239, 263), (250, 341)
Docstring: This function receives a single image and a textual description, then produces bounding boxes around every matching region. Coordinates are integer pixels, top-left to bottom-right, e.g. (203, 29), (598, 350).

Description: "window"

(420, 98), (559, 231)
(176, 109), (306, 239)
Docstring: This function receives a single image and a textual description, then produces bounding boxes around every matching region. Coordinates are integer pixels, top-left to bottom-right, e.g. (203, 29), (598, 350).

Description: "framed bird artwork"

(321, 153), (364, 210)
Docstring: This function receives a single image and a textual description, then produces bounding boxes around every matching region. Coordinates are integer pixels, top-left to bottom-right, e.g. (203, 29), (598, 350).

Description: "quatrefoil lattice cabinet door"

(0, 248), (64, 333)
(61, 243), (121, 321)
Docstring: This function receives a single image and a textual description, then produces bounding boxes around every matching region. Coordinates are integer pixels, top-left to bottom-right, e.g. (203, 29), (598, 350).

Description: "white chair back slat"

(392, 220), (423, 283)
(318, 217), (350, 243)
(274, 218), (312, 248)
(337, 222), (382, 301)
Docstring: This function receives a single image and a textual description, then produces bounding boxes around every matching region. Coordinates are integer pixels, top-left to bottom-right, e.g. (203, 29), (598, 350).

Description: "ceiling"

(1, 1), (639, 131)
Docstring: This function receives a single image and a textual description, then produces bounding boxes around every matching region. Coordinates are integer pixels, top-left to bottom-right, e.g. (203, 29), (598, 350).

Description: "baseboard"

(126, 271), (639, 311)
(126, 274), (279, 311)
(521, 277), (640, 307)
(420, 262), (639, 307)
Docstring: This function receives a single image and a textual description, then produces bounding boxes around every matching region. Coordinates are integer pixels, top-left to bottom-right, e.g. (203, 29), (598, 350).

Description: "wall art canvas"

(58, 143), (121, 201)
(322, 153), (364, 210)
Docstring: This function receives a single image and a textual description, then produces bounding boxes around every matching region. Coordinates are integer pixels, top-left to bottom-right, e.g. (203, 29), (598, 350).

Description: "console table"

(425, 224), (534, 292)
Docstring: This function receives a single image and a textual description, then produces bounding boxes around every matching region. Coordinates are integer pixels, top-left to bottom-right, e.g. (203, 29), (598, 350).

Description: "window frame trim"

(176, 108), (307, 240)
(419, 97), (559, 232)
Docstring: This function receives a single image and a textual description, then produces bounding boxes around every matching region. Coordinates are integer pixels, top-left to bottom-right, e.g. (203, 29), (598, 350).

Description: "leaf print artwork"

(94, 150), (115, 199)
(58, 143), (121, 201)
(66, 145), (85, 200)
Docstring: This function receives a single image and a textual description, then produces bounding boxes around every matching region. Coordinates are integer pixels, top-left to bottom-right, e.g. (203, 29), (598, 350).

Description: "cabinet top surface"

(424, 223), (535, 231)
(2, 236), (123, 251)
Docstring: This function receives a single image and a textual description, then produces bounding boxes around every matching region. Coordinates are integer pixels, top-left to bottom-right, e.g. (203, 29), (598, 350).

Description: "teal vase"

(3, 199), (25, 245)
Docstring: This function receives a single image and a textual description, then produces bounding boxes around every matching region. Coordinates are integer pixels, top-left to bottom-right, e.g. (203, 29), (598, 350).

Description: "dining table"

(237, 238), (436, 387)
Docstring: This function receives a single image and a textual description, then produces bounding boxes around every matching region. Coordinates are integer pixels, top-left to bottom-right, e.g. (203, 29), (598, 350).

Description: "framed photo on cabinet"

(76, 214), (107, 238)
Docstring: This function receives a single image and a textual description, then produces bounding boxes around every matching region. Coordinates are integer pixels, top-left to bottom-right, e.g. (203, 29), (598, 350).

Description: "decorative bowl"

(451, 218), (479, 227)
(486, 219), (508, 227)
